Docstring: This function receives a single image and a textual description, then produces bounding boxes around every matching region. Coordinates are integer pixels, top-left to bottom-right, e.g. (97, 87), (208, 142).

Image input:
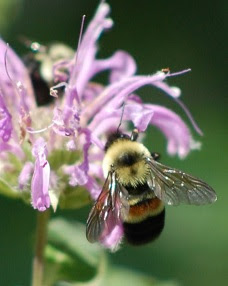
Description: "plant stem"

(31, 210), (50, 286)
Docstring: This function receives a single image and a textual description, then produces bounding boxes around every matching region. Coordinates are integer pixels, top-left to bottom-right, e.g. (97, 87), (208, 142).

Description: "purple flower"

(0, 2), (201, 249)
(31, 138), (50, 211)
(0, 92), (12, 142)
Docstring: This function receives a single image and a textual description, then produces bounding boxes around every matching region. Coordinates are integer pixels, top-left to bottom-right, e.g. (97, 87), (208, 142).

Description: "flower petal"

(18, 162), (34, 190)
(145, 104), (198, 158)
(0, 38), (35, 110)
(0, 92), (12, 142)
(64, 164), (88, 186)
(69, 2), (113, 96)
(88, 103), (153, 134)
(90, 50), (136, 83)
(82, 73), (167, 122)
(0, 141), (24, 159)
(100, 223), (124, 252)
(31, 138), (50, 211)
(63, 128), (91, 187)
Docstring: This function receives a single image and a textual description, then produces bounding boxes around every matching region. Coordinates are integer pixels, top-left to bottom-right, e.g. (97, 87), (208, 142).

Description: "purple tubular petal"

(63, 128), (91, 187)
(99, 205), (124, 251)
(100, 223), (124, 251)
(90, 50), (137, 83)
(0, 93), (12, 142)
(18, 162), (34, 190)
(124, 104), (154, 132)
(69, 2), (113, 96)
(84, 176), (101, 200)
(0, 39), (35, 110)
(0, 141), (24, 159)
(31, 138), (50, 211)
(89, 101), (197, 158)
(89, 103), (153, 134)
(16, 82), (32, 127)
(63, 86), (80, 123)
(53, 59), (72, 82)
(82, 73), (167, 121)
(109, 51), (137, 82)
(52, 108), (76, 137)
(79, 128), (91, 173)
(146, 104), (195, 158)
(152, 80), (181, 98)
(105, 74), (170, 110)
(83, 83), (104, 102)
(65, 165), (88, 186)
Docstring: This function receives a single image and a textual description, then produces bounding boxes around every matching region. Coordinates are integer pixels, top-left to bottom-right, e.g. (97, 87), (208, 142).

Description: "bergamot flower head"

(0, 1), (201, 248)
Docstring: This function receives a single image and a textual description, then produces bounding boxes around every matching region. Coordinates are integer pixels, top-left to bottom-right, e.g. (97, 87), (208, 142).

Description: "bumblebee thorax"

(102, 139), (151, 186)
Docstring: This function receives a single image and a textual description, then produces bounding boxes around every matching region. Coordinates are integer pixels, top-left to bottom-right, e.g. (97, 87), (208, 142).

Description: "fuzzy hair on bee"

(86, 128), (217, 246)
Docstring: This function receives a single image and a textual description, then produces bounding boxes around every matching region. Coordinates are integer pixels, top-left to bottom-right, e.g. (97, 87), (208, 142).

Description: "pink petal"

(100, 222), (124, 252)
(0, 92), (12, 142)
(90, 50), (136, 83)
(31, 138), (50, 211)
(31, 157), (50, 211)
(18, 162), (34, 190)
(146, 104), (198, 158)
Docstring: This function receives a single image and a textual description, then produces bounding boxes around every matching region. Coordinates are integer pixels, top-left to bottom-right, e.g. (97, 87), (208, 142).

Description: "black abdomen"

(123, 209), (165, 245)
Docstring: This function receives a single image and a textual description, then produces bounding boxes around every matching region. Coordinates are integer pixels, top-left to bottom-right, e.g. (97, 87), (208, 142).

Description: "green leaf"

(103, 266), (179, 286)
(45, 218), (106, 285)
(44, 245), (75, 286)
(0, 152), (24, 200)
(45, 218), (178, 286)
(48, 218), (103, 266)
(54, 264), (178, 286)
(0, 178), (20, 199)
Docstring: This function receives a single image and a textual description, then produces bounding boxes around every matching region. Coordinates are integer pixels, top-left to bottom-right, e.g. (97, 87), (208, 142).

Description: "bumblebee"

(22, 40), (74, 106)
(86, 128), (217, 245)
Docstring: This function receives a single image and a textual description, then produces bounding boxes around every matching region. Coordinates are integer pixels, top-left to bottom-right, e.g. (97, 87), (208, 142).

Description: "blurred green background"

(0, 0), (227, 285)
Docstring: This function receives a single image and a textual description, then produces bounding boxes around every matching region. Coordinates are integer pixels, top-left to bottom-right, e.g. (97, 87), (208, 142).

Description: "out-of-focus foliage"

(45, 218), (177, 286)
(0, 0), (22, 33)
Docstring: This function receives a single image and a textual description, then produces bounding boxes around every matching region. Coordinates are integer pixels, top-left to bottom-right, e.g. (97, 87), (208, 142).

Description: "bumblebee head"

(102, 129), (151, 186)
(104, 132), (130, 152)
(104, 128), (139, 152)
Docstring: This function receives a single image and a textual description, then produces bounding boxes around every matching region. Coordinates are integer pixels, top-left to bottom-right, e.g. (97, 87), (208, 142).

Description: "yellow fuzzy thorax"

(102, 139), (151, 186)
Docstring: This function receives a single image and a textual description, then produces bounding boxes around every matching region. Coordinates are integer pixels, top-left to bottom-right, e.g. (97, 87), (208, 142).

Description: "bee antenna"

(116, 102), (126, 133)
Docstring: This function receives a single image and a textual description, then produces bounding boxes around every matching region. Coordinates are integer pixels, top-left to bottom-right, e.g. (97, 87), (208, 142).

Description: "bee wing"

(86, 171), (129, 243)
(147, 158), (217, 206)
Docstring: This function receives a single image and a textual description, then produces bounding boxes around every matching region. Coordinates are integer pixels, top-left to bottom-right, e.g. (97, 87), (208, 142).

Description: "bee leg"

(151, 152), (160, 161)
(131, 128), (139, 141)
